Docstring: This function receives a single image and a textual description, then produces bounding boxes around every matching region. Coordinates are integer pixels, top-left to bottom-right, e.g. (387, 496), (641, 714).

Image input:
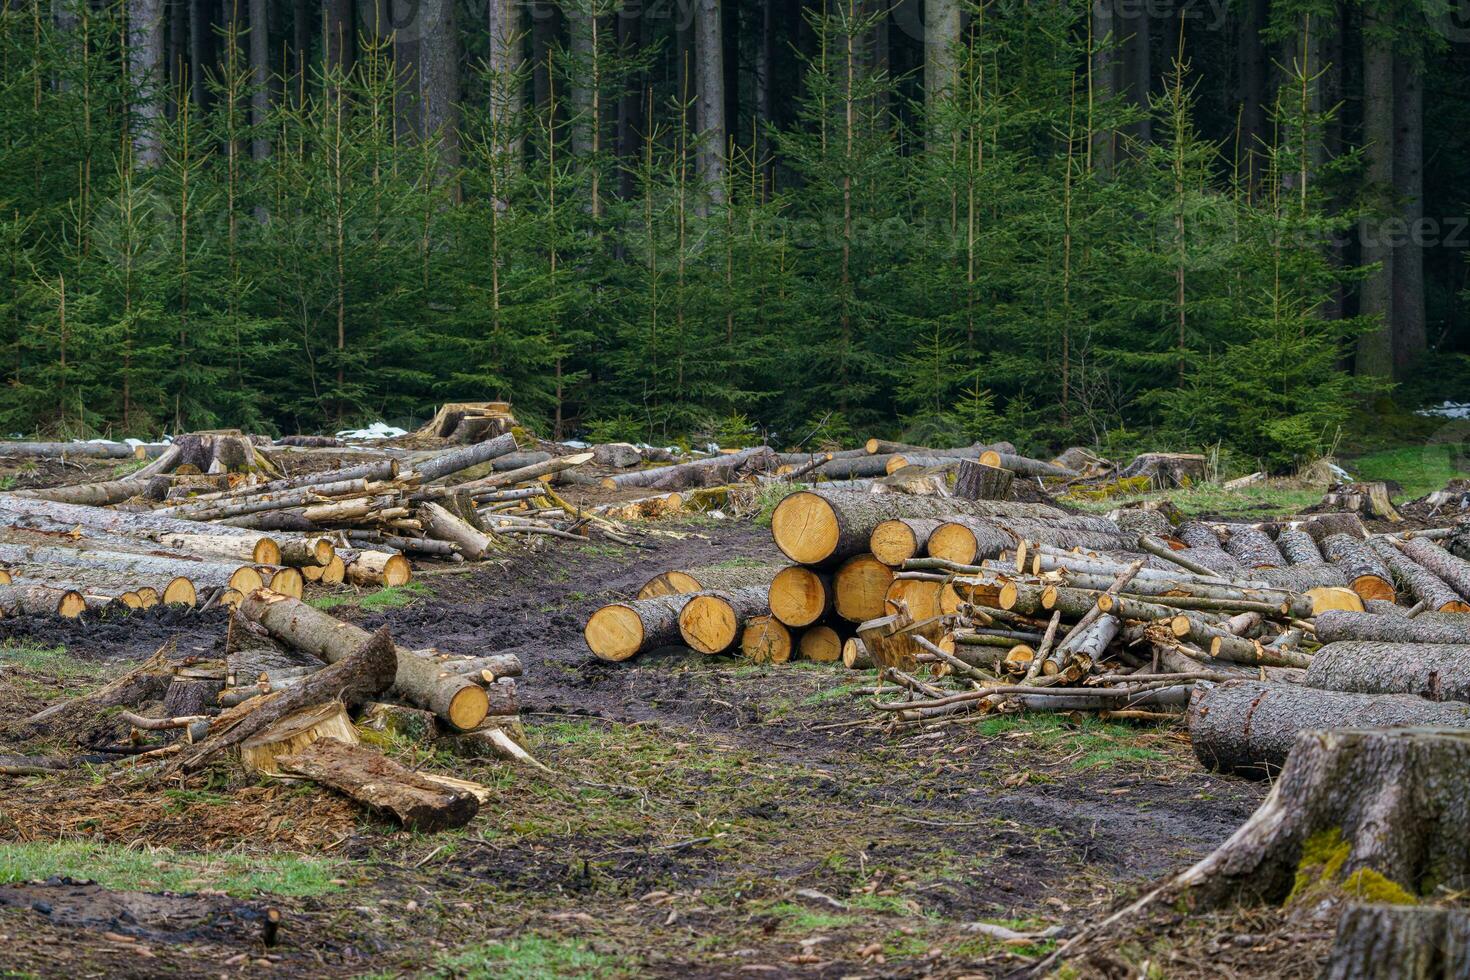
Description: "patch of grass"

(578, 543), (629, 558)
(108, 458), (150, 477)
(752, 482), (804, 527)
(0, 841), (344, 897)
(1066, 482), (1320, 519)
(0, 643), (86, 679)
(975, 714), (1168, 771)
(433, 936), (612, 979)
(309, 581), (433, 612)
(710, 556), (774, 569)
(1350, 444), (1470, 500)
(757, 900), (858, 931)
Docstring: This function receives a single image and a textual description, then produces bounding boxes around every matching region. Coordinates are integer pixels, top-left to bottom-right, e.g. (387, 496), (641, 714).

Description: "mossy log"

(1188, 679), (1470, 778)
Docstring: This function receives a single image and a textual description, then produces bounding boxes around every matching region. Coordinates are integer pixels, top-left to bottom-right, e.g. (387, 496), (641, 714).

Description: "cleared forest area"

(0, 423), (1467, 977)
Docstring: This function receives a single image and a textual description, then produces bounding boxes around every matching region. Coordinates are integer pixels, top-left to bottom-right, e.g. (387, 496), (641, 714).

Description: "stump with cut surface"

(277, 736), (479, 832)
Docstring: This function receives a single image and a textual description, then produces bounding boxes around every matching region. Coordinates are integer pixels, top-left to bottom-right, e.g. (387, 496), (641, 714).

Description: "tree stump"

(1118, 452), (1207, 489)
(1323, 905), (1470, 980)
(953, 459), (1014, 501)
(1320, 482), (1404, 523)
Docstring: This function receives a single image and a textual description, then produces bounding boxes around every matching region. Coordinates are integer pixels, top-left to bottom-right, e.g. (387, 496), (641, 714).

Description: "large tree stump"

(1323, 905), (1470, 980)
(1320, 482), (1403, 523)
(1118, 452), (1206, 489)
(952, 460), (1014, 501)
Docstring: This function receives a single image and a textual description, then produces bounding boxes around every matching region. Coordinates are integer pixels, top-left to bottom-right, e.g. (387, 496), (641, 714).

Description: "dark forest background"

(1, 0), (1467, 466)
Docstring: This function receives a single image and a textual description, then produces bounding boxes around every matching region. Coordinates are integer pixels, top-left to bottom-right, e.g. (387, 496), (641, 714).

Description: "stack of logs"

(0, 430), (612, 617)
(12, 590), (530, 832)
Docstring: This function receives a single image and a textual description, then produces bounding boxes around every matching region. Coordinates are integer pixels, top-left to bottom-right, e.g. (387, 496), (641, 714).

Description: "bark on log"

(637, 562), (781, 600)
(425, 453), (592, 499)
(769, 488), (1064, 566)
(600, 446), (774, 490)
(1304, 641), (1470, 702)
(1255, 563), (1349, 592)
(0, 441), (141, 459)
(1222, 526), (1285, 569)
(952, 460), (1014, 501)
(1187, 679), (1470, 778)
(833, 554), (895, 623)
(1369, 537), (1470, 612)
(1274, 528), (1325, 566)
(767, 566), (833, 627)
(1323, 905), (1470, 980)
(277, 736), (479, 832)
(0, 495), (269, 545)
(0, 541), (254, 595)
(842, 637), (873, 669)
(813, 454), (903, 480)
(12, 476), (152, 507)
(592, 443), (642, 468)
(422, 502), (494, 560)
(407, 432), (518, 483)
(1397, 536), (1470, 600)
(678, 586), (770, 654)
(977, 451), (1079, 479)
(1300, 513), (1370, 543)
(163, 461), (400, 506)
(1316, 609), (1470, 645)
(235, 593), (487, 730)
(1323, 533), (1397, 602)
(863, 440), (1012, 458)
(584, 593), (702, 661)
(0, 583), (87, 618)
(338, 549), (412, 587)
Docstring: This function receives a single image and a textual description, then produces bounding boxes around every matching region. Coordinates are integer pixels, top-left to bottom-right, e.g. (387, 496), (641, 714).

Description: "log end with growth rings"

(583, 604), (646, 661)
(678, 594), (741, 654)
(770, 491), (841, 565)
(769, 566), (829, 627)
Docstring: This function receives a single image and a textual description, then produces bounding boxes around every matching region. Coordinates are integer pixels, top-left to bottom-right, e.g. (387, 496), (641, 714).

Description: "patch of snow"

(336, 421), (408, 440)
(1417, 401), (1470, 420)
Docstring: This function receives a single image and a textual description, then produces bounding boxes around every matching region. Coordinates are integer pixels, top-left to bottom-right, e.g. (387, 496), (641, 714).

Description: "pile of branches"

(0, 427), (624, 617)
(6, 589), (534, 832)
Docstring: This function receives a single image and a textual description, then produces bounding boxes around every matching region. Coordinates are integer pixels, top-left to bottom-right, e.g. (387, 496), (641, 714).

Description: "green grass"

(433, 936), (613, 979)
(752, 482), (804, 527)
(1350, 444), (1470, 499)
(0, 643), (87, 679)
(974, 714), (1167, 771)
(309, 581), (433, 612)
(0, 841), (345, 897)
(756, 900), (858, 931)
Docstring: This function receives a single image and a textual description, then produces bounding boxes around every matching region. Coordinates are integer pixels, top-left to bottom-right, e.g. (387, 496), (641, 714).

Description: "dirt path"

(0, 516), (1269, 978)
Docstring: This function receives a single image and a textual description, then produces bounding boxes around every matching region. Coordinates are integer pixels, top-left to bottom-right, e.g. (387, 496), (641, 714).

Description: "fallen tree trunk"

(1395, 536), (1470, 600)
(833, 553), (895, 623)
(1322, 533), (1397, 603)
(1274, 528), (1326, 566)
(767, 566), (833, 627)
(0, 583), (87, 618)
(678, 587), (769, 654)
(0, 541), (255, 595)
(769, 487), (1066, 566)
(1304, 641), (1470, 702)
(12, 476), (151, 507)
(601, 446), (774, 490)
(1369, 537), (1470, 612)
(864, 440), (1012, 458)
(925, 518), (1017, 566)
(0, 495), (270, 546)
(977, 451), (1078, 479)
(584, 593), (703, 661)
(1221, 526), (1284, 569)
(429, 453), (593, 499)
(869, 518), (946, 566)
(235, 593), (487, 730)
(637, 562), (781, 600)
(278, 736), (479, 832)
(421, 502), (494, 560)
(1187, 679), (1470, 777)
(407, 432), (518, 483)
(0, 440), (141, 459)
(1316, 609), (1470, 644)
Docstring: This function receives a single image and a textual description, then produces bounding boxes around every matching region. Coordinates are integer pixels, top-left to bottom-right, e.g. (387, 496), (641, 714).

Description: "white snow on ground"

(336, 421), (409, 440)
(1417, 401), (1470, 420)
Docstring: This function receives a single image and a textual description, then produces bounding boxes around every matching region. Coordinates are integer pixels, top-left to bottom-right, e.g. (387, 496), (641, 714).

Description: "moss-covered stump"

(1175, 728), (1470, 910)
(1323, 905), (1470, 979)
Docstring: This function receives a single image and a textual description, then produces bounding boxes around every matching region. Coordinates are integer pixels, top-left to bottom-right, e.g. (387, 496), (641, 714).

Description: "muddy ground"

(0, 515), (1298, 978)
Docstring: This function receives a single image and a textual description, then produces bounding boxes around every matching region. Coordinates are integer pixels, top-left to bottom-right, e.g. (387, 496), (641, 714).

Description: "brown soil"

(0, 514), (1279, 978)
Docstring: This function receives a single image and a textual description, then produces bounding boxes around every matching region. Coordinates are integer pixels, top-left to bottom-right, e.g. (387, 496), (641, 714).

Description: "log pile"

(9, 593), (535, 833)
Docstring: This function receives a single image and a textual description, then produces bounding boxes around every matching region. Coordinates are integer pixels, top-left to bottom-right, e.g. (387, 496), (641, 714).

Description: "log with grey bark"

(769, 487), (1065, 566)
(637, 562), (781, 599)
(0, 441), (144, 459)
(1273, 528), (1325, 566)
(678, 586), (770, 654)
(1369, 537), (1470, 612)
(11, 476), (152, 507)
(1221, 526), (1284, 569)
(277, 736), (479, 832)
(1322, 533), (1397, 603)
(863, 439), (1013, 458)
(600, 446), (775, 490)
(584, 592), (704, 661)
(977, 450), (1079, 479)
(1323, 905), (1470, 980)
(1396, 536), (1470, 600)
(1315, 609), (1469, 644)
(1254, 563), (1349, 592)
(405, 432), (518, 483)
(1187, 679), (1470, 778)
(0, 494), (270, 545)
(1304, 641), (1470, 702)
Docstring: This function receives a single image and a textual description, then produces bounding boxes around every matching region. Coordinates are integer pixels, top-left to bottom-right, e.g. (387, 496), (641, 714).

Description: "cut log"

(1369, 538), (1470, 612)
(234, 594), (486, 730)
(739, 615), (793, 663)
(1255, 563), (1349, 592)
(0, 541), (253, 597)
(0, 583), (87, 618)
(421, 502), (494, 560)
(869, 518), (945, 566)
(637, 562), (780, 600)
(1316, 609), (1470, 645)
(856, 611), (947, 671)
(769, 487), (1064, 566)
(277, 737), (478, 832)
(833, 554), (895, 623)
(1323, 906), (1470, 980)
(1300, 512), (1370, 543)
(814, 454), (905, 480)
(0, 440), (142, 459)
(1396, 536), (1470, 600)
(340, 549), (413, 587)
(12, 476), (151, 507)
(926, 519), (1016, 566)
(767, 566), (833, 628)
(952, 460), (1014, 501)
(842, 637), (873, 669)
(1304, 641), (1470, 702)
(407, 432), (518, 483)
(884, 577), (943, 620)
(1323, 533), (1397, 602)
(977, 451), (1078, 479)
(600, 446), (774, 490)
(1274, 528), (1326, 566)
(798, 625), (843, 663)
(161, 460), (399, 506)
(239, 702), (359, 775)
(0, 495), (272, 546)
(584, 593), (701, 661)
(1047, 613), (1119, 677)
(1187, 679), (1470, 778)
(864, 440), (1013, 458)
(677, 587), (769, 654)
(592, 443), (642, 468)
(1221, 526), (1284, 569)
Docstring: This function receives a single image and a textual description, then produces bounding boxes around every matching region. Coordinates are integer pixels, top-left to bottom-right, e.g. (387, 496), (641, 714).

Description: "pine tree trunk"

(531, 0), (555, 111)
(924, 0), (959, 149)
(694, 0), (726, 204)
(1324, 906), (1470, 979)
(1125, 0), (1150, 143)
(1392, 52), (1426, 376)
(324, 0), (352, 75)
(421, 0), (459, 170)
(128, 0), (165, 166)
(567, 0), (595, 156)
(1355, 0), (1395, 379)
(1234, 0), (1267, 181)
(248, 0), (269, 160)
(1090, 0), (1115, 173)
(191, 0), (212, 108)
